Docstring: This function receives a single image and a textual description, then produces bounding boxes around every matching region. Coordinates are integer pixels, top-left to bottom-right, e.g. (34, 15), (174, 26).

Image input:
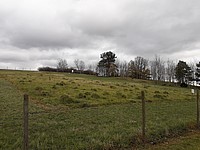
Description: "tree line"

(38, 51), (200, 86)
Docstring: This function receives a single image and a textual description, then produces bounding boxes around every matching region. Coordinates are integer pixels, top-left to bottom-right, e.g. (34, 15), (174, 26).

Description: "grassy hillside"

(0, 70), (198, 149)
(0, 70), (194, 108)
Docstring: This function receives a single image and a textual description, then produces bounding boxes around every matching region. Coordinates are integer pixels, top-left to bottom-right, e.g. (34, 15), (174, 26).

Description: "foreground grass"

(147, 130), (200, 150)
(0, 70), (199, 149)
(0, 79), (23, 149)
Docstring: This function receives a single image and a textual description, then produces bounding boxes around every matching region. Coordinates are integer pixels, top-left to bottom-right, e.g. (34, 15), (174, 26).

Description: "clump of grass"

(153, 94), (166, 99)
(60, 94), (79, 104)
(77, 93), (86, 99)
(35, 86), (44, 91)
(124, 88), (128, 91)
(56, 81), (66, 86)
(80, 103), (90, 108)
(136, 95), (141, 99)
(41, 91), (50, 96)
(110, 85), (116, 89)
(163, 91), (169, 94)
(116, 92), (126, 98)
(84, 92), (91, 96)
(96, 81), (100, 84)
(91, 88), (97, 91)
(103, 91), (110, 95)
(52, 85), (57, 89)
(144, 85), (150, 89)
(131, 85), (135, 88)
(135, 87), (139, 90)
(91, 93), (100, 99)
(154, 91), (160, 94)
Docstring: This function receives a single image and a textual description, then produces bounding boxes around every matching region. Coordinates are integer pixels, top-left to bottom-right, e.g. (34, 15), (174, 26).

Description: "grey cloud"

(0, 0), (200, 69)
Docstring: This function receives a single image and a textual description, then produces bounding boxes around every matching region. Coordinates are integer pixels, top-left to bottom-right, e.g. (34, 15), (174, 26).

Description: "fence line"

(197, 89), (200, 128)
(141, 91), (146, 145)
(23, 94), (29, 150)
(20, 89), (200, 149)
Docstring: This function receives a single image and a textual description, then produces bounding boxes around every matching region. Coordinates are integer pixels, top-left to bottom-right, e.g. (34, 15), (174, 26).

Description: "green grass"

(0, 70), (194, 108)
(0, 70), (199, 149)
(147, 131), (200, 150)
(0, 79), (23, 149)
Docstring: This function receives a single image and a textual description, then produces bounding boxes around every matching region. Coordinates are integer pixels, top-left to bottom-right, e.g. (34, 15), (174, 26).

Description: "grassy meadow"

(0, 70), (198, 149)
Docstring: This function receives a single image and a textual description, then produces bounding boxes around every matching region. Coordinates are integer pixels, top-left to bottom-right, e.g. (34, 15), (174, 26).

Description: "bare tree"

(128, 56), (150, 79)
(128, 60), (135, 79)
(74, 59), (85, 73)
(57, 59), (68, 71)
(117, 59), (128, 77)
(166, 59), (176, 82)
(134, 56), (149, 79)
(150, 55), (165, 81)
(74, 59), (80, 70)
(79, 60), (85, 72)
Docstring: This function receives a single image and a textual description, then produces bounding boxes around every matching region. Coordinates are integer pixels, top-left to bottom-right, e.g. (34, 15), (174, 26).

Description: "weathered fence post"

(141, 91), (146, 144)
(23, 94), (29, 150)
(197, 89), (200, 129)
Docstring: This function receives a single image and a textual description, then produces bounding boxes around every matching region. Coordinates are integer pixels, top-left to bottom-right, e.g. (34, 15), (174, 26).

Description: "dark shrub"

(180, 82), (188, 87)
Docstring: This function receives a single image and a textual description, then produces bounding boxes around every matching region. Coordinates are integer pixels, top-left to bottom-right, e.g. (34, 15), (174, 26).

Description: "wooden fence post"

(197, 89), (200, 129)
(141, 91), (146, 144)
(23, 94), (29, 150)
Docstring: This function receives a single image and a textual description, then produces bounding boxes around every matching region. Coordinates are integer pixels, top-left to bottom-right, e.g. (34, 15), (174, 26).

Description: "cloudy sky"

(0, 0), (200, 70)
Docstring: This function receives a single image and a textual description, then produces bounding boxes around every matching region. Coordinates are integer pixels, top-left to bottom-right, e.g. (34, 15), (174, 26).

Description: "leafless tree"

(128, 56), (150, 79)
(116, 60), (128, 77)
(57, 59), (68, 71)
(166, 59), (176, 82)
(134, 56), (149, 79)
(74, 59), (80, 70)
(79, 60), (85, 71)
(150, 55), (165, 81)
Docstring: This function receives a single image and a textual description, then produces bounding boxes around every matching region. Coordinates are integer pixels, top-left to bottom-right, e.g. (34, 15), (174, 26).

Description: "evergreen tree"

(97, 51), (117, 76)
(175, 60), (192, 84)
(196, 62), (200, 78)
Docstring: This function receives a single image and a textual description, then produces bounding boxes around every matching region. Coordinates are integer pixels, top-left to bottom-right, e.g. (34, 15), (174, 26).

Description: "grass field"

(147, 130), (200, 150)
(0, 70), (199, 149)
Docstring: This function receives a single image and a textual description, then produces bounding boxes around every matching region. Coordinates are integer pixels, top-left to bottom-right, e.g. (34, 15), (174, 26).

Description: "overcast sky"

(0, 0), (200, 70)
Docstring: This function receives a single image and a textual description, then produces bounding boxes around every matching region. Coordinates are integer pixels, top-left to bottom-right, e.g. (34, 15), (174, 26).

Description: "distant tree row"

(96, 51), (200, 86)
(38, 58), (96, 75)
(38, 51), (200, 86)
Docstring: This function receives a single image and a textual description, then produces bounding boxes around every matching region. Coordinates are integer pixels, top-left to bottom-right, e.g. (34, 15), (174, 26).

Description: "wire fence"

(1, 88), (200, 149)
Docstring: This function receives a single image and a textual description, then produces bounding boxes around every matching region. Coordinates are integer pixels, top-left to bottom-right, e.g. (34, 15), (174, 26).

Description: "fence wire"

(1, 85), (199, 149)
